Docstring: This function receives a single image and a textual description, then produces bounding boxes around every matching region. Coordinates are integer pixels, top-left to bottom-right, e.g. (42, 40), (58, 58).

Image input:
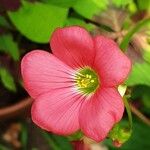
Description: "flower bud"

(108, 123), (132, 147)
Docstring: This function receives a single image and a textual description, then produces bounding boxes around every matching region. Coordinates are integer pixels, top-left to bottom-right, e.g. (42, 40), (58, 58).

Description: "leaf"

(67, 131), (83, 141)
(144, 51), (150, 63)
(126, 62), (150, 86)
(0, 68), (16, 92)
(41, 132), (61, 150)
(0, 34), (20, 61)
(112, 0), (133, 7)
(65, 17), (94, 31)
(137, 0), (150, 10)
(41, 0), (77, 7)
(21, 122), (28, 150)
(8, 1), (68, 43)
(131, 85), (150, 114)
(41, 131), (73, 150)
(0, 15), (11, 28)
(142, 94), (150, 113)
(73, 0), (108, 19)
(50, 134), (73, 150)
(128, 2), (137, 14)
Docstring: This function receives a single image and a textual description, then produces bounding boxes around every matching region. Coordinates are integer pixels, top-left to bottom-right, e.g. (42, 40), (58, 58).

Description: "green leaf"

(128, 2), (137, 14)
(126, 62), (150, 86)
(131, 85), (150, 114)
(120, 18), (150, 51)
(41, 131), (73, 150)
(0, 15), (11, 28)
(8, 1), (68, 43)
(0, 68), (16, 92)
(142, 94), (150, 113)
(21, 122), (28, 150)
(65, 17), (94, 31)
(131, 85), (150, 99)
(42, 0), (77, 7)
(67, 131), (83, 141)
(50, 134), (73, 150)
(112, 0), (133, 7)
(41, 131), (61, 150)
(143, 51), (150, 63)
(73, 0), (108, 19)
(0, 34), (20, 61)
(137, 0), (150, 10)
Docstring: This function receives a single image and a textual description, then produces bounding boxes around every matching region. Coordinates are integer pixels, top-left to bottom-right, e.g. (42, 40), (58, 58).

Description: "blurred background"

(0, 0), (150, 149)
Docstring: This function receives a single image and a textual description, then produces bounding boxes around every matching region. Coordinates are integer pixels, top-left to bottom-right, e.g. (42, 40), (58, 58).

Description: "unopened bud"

(108, 123), (132, 147)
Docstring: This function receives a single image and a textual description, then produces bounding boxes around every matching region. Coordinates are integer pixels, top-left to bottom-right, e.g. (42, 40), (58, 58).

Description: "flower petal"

(50, 26), (94, 68)
(79, 88), (124, 142)
(21, 50), (74, 99)
(93, 36), (131, 87)
(31, 88), (85, 135)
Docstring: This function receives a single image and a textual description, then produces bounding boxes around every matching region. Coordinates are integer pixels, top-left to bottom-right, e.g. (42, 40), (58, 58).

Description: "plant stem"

(130, 103), (150, 126)
(123, 97), (133, 129)
(120, 18), (150, 51)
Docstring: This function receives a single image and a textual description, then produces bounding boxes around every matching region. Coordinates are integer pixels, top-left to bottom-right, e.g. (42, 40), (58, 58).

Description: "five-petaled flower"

(21, 26), (131, 142)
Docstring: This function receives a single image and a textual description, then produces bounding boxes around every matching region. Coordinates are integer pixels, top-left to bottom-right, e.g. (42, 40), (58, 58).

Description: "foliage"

(0, 34), (20, 61)
(112, 0), (133, 7)
(73, 0), (108, 19)
(8, 1), (68, 43)
(41, 131), (73, 150)
(126, 62), (150, 86)
(65, 17), (94, 31)
(0, 68), (16, 92)
(0, 0), (150, 149)
(120, 18), (150, 50)
(41, 0), (77, 7)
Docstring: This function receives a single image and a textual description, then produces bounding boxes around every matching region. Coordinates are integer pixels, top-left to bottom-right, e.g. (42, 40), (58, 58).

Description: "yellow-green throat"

(74, 67), (100, 95)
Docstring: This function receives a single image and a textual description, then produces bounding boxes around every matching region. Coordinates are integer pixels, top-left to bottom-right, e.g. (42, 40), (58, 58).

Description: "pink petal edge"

(79, 88), (124, 142)
(50, 26), (95, 69)
(21, 50), (74, 99)
(93, 36), (132, 87)
(31, 88), (85, 135)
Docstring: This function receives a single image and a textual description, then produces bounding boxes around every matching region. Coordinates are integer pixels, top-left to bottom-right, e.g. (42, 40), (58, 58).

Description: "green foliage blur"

(0, 0), (150, 149)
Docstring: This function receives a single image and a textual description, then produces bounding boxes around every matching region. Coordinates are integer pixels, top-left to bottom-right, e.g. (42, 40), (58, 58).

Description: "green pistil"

(74, 67), (100, 95)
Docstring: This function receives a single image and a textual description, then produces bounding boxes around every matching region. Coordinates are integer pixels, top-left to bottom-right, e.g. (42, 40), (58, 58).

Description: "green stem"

(120, 18), (150, 51)
(21, 122), (28, 150)
(123, 97), (133, 130)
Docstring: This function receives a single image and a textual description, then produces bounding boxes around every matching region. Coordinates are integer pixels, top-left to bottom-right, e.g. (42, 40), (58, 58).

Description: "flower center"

(74, 67), (99, 95)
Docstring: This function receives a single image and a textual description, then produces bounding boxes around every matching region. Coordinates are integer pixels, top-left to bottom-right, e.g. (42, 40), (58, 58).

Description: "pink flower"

(21, 26), (131, 142)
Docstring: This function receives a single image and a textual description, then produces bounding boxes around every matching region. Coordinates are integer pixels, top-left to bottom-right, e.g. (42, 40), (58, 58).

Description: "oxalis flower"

(21, 26), (131, 142)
